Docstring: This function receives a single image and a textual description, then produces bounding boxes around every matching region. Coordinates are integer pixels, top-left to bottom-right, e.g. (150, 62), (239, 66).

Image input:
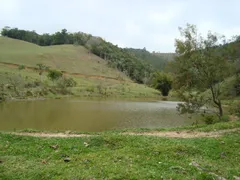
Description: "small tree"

(36, 63), (49, 81)
(173, 24), (235, 118)
(18, 65), (25, 76)
(151, 72), (172, 96)
(47, 69), (63, 84)
(18, 65), (25, 71)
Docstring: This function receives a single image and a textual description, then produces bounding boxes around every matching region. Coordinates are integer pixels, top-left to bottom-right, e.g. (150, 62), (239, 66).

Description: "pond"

(0, 99), (194, 132)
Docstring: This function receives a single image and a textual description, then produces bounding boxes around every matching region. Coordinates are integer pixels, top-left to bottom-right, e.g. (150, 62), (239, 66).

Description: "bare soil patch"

(11, 132), (93, 138)
(123, 128), (240, 138)
(8, 128), (240, 138)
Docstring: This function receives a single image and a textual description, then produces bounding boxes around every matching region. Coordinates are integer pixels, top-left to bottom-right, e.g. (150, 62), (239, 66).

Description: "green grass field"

(0, 37), (161, 99)
(0, 121), (240, 179)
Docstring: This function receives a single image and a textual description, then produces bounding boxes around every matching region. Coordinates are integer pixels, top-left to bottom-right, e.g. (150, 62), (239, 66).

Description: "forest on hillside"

(1, 27), (154, 83)
(125, 48), (175, 71)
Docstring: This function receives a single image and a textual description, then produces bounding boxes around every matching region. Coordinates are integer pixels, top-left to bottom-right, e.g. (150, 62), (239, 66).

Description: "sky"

(0, 0), (240, 52)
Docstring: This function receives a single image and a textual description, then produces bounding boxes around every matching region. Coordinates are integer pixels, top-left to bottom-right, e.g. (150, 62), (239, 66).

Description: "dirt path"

(0, 61), (126, 82)
(11, 132), (93, 138)
(124, 128), (240, 138)
(9, 128), (240, 138)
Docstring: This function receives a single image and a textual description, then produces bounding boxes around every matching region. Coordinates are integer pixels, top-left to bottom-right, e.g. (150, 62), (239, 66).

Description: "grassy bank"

(1, 122), (240, 179)
(0, 62), (161, 100)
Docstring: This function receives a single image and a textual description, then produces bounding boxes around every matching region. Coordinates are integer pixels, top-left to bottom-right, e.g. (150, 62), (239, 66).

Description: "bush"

(96, 83), (108, 96)
(151, 72), (173, 96)
(47, 69), (63, 83)
(0, 84), (7, 101)
(24, 80), (42, 88)
(202, 114), (218, 125)
(86, 86), (95, 93)
(57, 77), (77, 88)
(56, 77), (77, 95)
(229, 101), (240, 117)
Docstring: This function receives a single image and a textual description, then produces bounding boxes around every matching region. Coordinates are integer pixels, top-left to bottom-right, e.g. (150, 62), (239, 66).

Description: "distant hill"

(1, 27), (153, 83)
(0, 36), (126, 78)
(125, 48), (175, 71)
(0, 36), (160, 98)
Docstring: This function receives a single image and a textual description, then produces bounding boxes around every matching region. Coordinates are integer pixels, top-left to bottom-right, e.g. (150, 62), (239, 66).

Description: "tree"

(47, 69), (63, 83)
(173, 24), (235, 118)
(18, 65), (25, 71)
(151, 72), (172, 96)
(18, 65), (25, 76)
(36, 64), (49, 81)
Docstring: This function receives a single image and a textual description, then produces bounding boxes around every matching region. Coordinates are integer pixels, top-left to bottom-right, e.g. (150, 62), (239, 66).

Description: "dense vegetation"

(172, 24), (240, 119)
(151, 71), (172, 96)
(125, 48), (175, 70)
(1, 27), (153, 83)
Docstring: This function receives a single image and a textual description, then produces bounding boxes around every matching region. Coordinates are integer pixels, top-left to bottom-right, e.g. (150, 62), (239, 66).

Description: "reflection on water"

(0, 99), (193, 132)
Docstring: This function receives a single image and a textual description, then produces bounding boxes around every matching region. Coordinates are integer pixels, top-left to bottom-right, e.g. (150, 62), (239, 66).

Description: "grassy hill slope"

(0, 37), (127, 78)
(0, 37), (160, 99)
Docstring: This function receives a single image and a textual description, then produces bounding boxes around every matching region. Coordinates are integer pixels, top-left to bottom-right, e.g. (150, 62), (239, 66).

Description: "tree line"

(1, 27), (153, 83)
(125, 48), (175, 71)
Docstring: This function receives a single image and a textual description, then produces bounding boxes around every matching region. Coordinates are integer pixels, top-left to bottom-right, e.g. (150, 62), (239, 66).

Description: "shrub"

(86, 86), (95, 93)
(47, 69), (63, 83)
(202, 114), (217, 125)
(24, 80), (42, 88)
(229, 101), (240, 117)
(56, 77), (77, 95)
(18, 65), (25, 71)
(151, 72), (173, 96)
(0, 84), (7, 101)
(57, 77), (77, 88)
(96, 83), (108, 96)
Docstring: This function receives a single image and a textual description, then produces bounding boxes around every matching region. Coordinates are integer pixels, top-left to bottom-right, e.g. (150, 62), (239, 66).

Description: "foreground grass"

(1, 122), (240, 179)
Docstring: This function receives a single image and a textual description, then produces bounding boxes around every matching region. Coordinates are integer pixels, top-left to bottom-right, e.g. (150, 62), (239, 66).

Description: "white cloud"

(0, 0), (240, 52)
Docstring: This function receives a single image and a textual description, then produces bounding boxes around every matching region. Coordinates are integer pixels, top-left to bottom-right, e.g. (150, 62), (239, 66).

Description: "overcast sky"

(0, 0), (239, 52)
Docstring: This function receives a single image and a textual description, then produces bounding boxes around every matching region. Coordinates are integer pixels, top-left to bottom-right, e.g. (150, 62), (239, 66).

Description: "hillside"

(0, 37), (127, 78)
(1, 27), (153, 83)
(125, 48), (175, 71)
(0, 37), (160, 99)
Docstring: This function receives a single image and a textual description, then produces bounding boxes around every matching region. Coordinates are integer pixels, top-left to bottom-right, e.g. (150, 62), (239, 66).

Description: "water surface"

(0, 99), (193, 132)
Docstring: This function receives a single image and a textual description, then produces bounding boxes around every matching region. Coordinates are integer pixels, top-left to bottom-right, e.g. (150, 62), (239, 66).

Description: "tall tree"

(173, 24), (235, 118)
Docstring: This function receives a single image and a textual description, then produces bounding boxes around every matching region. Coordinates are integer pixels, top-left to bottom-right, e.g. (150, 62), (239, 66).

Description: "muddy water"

(0, 99), (193, 132)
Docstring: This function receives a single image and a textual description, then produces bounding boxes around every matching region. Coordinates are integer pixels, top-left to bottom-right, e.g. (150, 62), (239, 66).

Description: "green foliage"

(36, 63), (49, 76)
(57, 77), (77, 88)
(234, 75), (240, 96)
(173, 24), (236, 117)
(125, 48), (175, 71)
(229, 101), (240, 116)
(18, 65), (25, 71)
(176, 91), (206, 115)
(88, 40), (153, 83)
(1, 27), (153, 83)
(201, 114), (218, 125)
(47, 69), (63, 82)
(151, 72), (172, 96)
(96, 83), (108, 96)
(0, 84), (6, 101)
